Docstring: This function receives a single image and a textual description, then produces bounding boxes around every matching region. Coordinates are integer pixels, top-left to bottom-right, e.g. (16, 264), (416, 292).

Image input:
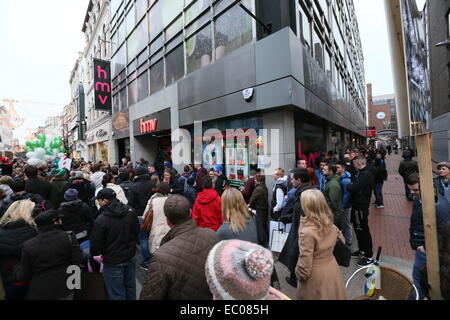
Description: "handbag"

(333, 238), (351, 267)
(270, 221), (289, 253)
(140, 200), (154, 232)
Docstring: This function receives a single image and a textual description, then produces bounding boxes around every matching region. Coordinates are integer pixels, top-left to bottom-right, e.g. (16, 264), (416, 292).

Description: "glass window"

(119, 87), (127, 110)
(325, 49), (332, 79)
(150, 34), (164, 54)
(185, 0), (211, 26)
(299, 7), (311, 52)
(186, 10), (211, 38)
(165, 15), (183, 41)
(112, 44), (126, 78)
(161, 0), (184, 29)
(214, 3), (253, 61)
(111, 31), (118, 53)
(111, 0), (122, 16)
(149, 0), (163, 40)
(137, 48), (148, 66)
(214, 0), (236, 15)
(126, 4), (136, 36)
(312, 27), (324, 70)
(150, 59), (165, 93)
(138, 71), (149, 102)
(113, 94), (119, 113)
(128, 80), (137, 106)
(127, 16), (148, 63)
(166, 45), (185, 86)
(136, 0), (147, 19)
(186, 24), (212, 74)
(118, 19), (126, 45)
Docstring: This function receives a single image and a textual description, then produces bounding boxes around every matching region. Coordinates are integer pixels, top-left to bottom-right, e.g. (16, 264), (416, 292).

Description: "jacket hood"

(275, 176), (288, 185)
(197, 188), (219, 204)
(340, 171), (352, 180)
(100, 199), (131, 218)
(326, 174), (340, 182)
(1, 219), (33, 230)
(61, 199), (82, 209)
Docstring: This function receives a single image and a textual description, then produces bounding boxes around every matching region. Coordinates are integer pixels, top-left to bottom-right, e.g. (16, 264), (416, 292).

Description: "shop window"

(136, 0), (147, 20)
(128, 79), (137, 106)
(185, 0), (211, 26)
(126, 4), (136, 36)
(214, 2), (253, 61)
(186, 24), (212, 74)
(299, 7), (311, 53)
(127, 16), (148, 63)
(150, 59), (165, 93)
(138, 71), (149, 101)
(312, 27), (324, 70)
(166, 45), (185, 86)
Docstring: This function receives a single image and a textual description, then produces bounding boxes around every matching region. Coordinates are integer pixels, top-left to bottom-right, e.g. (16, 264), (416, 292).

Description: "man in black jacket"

(278, 168), (314, 287)
(90, 188), (140, 300)
(128, 167), (156, 217)
(399, 150), (419, 201)
(348, 156), (375, 267)
(24, 165), (58, 206)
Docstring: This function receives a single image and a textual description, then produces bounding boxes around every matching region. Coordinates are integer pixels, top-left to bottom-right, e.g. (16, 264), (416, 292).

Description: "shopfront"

(86, 121), (111, 163)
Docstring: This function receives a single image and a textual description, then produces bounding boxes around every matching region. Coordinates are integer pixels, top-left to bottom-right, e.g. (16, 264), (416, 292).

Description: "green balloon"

(59, 146), (66, 153)
(26, 141), (33, 147)
(37, 133), (46, 141)
(26, 146), (33, 153)
(37, 140), (45, 148)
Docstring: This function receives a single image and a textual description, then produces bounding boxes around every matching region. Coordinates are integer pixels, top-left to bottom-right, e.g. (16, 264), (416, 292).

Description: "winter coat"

(119, 180), (134, 201)
(140, 219), (219, 300)
(195, 167), (208, 193)
(128, 175), (156, 216)
(348, 167), (374, 209)
(57, 200), (94, 238)
(0, 163), (13, 176)
(91, 171), (105, 190)
(143, 194), (170, 254)
(63, 178), (95, 205)
(51, 177), (68, 208)
(409, 195), (450, 251)
(25, 177), (57, 205)
(339, 171), (352, 209)
(374, 159), (388, 184)
(315, 169), (326, 191)
(0, 220), (38, 288)
(183, 185), (197, 209)
(214, 174), (228, 196)
(241, 177), (256, 204)
(192, 188), (223, 232)
(248, 183), (269, 228)
(323, 175), (342, 217)
(278, 184), (315, 273)
(295, 221), (348, 300)
(169, 177), (184, 195)
(271, 176), (288, 216)
(216, 216), (258, 243)
(95, 183), (128, 209)
(178, 173), (190, 189)
(89, 199), (139, 266)
(398, 159), (419, 182)
(435, 176), (450, 204)
(15, 225), (83, 300)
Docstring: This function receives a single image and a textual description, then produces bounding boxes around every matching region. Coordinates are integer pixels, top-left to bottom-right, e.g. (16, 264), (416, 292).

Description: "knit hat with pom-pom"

(205, 240), (274, 300)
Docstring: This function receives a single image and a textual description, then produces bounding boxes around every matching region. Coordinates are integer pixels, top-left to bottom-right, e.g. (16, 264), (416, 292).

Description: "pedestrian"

(63, 170), (95, 205)
(435, 162), (450, 203)
(241, 169), (257, 204)
(205, 240), (289, 300)
(183, 177), (197, 209)
(407, 173), (450, 299)
(90, 164), (106, 190)
(57, 189), (94, 243)
(24, 165), (57, 205)
(278, 169), (314, 288)
(0, 176), (13, 216)
(336, 161), (353, 247)
(213, 164), (228, 196)
(118, 171), (134, 201)
(297, 158), (318, 186)
(315, 159), (329, 191)
(162, 169), (184, 194)
(144, 183), (171, 255)
(0, 157), (13, 176)
(296, 189), (348, 300)
(270, 168), (288, 220)
(7, 178), (44, 210)
(373, 157), (388, 209)
(194, 164), (208, 193)
(387, 145), (392, 156)
(348, 156), (375, 267)
(140, 195), (219, 300)
(128, 167), (156, 216)
(192, 176), (223, 232)
(217, 188), (258, 243)
(90, 188), (139, 300)
(14, 210), (83, 300)
(50, 169), (69, 208)
(178, 165), (191, 191)
(0, 200), (38, 300)
(94, 173), (128, 209)
(248, 173), (269, 241)
(398, 150), (419, 201)
(322, 163), (343, 227)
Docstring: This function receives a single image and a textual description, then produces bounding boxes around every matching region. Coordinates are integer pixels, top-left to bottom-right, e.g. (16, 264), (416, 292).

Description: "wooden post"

(416, 133), (441, 300)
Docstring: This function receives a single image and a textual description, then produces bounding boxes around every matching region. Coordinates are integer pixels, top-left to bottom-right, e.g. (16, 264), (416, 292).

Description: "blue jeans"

(374, 183), (384, 206)
(138, 217), (152, 266)
(103, 257), (136, 300)
(412, 249), (427, 300)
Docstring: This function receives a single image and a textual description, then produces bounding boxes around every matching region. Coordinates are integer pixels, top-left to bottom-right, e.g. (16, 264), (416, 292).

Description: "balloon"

(26, 141), (33, 147)
(27, 158), (41, 166)
(25, 147), (33, 153)
(44, 155), (52, 161)
(37, 133), (46, 142)
(59, 146), (66, 153)
(58, 153), (64, 158)
(37, 140), (45, 148)
(26, 152), (35, 159)
(35, 148), (46, 157)
(53, 148), (59, 155)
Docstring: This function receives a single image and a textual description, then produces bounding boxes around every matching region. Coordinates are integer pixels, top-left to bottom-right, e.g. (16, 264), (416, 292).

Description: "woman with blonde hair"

(217, 187), (258, 243)
(0, 200), (38, 300)
(295, 189), (347, 300)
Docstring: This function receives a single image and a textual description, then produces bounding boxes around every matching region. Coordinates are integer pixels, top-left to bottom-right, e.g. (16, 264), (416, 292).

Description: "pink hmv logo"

(93, 59), (111, 110)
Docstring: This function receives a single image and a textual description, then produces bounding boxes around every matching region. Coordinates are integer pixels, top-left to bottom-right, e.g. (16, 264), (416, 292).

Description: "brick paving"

(368, 152), (415, 261)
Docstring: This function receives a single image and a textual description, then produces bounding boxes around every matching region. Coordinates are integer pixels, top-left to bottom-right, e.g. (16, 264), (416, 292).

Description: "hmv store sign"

(93, 58), (112, 111)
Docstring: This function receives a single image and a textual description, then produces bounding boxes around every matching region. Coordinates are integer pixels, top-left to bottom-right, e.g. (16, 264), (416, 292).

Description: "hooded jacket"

(348, 167), (374, 208)
(192, 188), (223, 232)
(339, 171), (352, 210)
(57, 200), (94, 237)
(195, 167), (208, 193)
(128, 174), (156, 216)
(271, 176), (288, 215)
(63, 178), (95, 205)
(89, 199), (139, 266)
(323, 174), (342, 216)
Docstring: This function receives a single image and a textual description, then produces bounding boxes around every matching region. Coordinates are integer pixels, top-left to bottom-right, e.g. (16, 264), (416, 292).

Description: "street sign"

(93, 58), (112, 111)
(366, 127), (377, 138)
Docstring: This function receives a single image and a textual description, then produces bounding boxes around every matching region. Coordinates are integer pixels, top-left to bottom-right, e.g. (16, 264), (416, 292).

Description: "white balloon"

(26, 152), (35, 159)
(27, 158), (41, 166)
(58, 153), (64, 158)
(35, 148), (46, 157)
(44, 155), (52, 161)
(39, 160), (47, 167)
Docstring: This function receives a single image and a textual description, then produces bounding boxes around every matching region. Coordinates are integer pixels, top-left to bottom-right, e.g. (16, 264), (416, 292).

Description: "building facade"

(109, 0), (367, 188)
(367, 83), (398, 137)
(428, 0), (450, 163)
(0, 105), (14, 154)
(82, 0), (115, 163)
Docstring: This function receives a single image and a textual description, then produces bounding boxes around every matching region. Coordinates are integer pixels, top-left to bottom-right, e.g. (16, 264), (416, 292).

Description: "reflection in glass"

(186, 25), (212, 74)
(149, 0), (163, 40)
(150, 59), (164, 93)
(165, 15), (183, 41)
(136, 0), (147, 19)
(214, 3), (252, 61)
(185, 0), (211, 26)
(128, 80), (137, 106)
(126, 5), (136, 36)
(127, 16), (148, 63)
(138, 71), (149, 102)
(300, 7), (311, 52)
(119, 87), (127, 110)
(166, 45), (184, 86)
(312, 27), (324, 70)
(112, 44), (126, 78)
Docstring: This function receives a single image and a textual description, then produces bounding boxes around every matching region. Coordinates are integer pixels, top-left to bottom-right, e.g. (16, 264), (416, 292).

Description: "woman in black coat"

(15, 210), (83, 300)
(0, 200), (38, 300)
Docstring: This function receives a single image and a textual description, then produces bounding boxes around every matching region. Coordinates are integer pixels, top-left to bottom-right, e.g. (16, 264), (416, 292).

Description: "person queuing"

(183, 177), (197, 209)
(192, 176), (223, 232)
(270, 168), (288, 220)
(248, 173), (269, 241)
(398, 150), (419, 201)
(373, 154), (388, 209)
(435, 162), (450, 203)
(336, 161), (353, 247)
(241, 169), (257, 204)
(322, 164), (343, 228)
(140, 195), (219, 300)
(63, 170), (95, 205)
(297, 158), (318, 187)
(94, 173), (128, 209)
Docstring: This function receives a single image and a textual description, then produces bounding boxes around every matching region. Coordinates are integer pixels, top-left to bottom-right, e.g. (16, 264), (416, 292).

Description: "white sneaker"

(376, 205), (385, 209)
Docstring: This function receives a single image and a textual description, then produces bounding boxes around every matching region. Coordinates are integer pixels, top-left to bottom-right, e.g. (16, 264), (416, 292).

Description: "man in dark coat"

(278, 168), (314, 287)
(63, 171), (95, 205)
(398, 150), (419, 201)
(183, 177), (197, 209)
(248, 173), (269, 240)
(24, 165), (58, 206)
(140, 195), (219, 300)
(128, 167), (156, 217)
(213, 164), (228, 196)
(15, 210), (83, 300)
(194, 164), (208, 193)
(90, 188), (139, 300)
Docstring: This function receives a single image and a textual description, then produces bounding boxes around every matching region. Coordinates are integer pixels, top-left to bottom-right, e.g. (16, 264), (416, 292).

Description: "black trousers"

(351, 207), (373, 258)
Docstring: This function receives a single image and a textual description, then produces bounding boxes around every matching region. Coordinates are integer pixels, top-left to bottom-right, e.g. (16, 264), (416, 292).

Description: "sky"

(0, 0), (427, 142)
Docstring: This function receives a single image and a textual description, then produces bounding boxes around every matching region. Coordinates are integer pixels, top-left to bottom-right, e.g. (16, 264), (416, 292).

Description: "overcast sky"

(0, 0), (426, 142)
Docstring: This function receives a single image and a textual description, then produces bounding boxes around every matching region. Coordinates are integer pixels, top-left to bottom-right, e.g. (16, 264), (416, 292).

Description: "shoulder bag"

(140, 199), (154, 232)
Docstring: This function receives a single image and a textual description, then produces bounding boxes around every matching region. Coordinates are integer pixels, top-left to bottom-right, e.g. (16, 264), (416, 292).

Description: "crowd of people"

(0, 145), (449, 300)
